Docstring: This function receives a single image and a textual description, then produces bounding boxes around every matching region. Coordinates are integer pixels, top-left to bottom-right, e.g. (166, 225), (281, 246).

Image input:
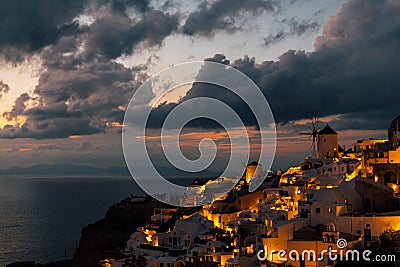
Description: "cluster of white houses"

(108, 117), (400, 267)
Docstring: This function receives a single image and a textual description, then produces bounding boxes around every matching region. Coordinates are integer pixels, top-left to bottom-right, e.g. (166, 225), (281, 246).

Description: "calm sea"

(0, 176), (144, 267)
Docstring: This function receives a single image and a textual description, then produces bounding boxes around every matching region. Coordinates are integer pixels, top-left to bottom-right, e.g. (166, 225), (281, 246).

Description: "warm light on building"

(143, 229), (156, 243)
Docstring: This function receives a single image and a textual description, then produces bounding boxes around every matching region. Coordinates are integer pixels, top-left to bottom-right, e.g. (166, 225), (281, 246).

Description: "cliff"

(72, 196), (170, 267)
(8, 195), (199, 267)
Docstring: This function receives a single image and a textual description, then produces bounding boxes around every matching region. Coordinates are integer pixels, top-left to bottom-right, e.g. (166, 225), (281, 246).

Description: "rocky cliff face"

(9, 196), (198, 267)
(72, 196), (169, 267)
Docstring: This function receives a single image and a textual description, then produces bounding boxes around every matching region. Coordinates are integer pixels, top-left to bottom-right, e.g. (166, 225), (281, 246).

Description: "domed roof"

(389, 116), (400, 129)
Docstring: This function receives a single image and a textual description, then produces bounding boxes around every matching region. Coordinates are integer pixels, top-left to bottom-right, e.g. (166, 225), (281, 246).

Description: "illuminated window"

(328, 208), (332, 213)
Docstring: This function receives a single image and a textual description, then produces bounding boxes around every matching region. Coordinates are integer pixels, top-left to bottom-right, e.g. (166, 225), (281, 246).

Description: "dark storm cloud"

(154, 0), (400, 132)
(109, 0), (151, 13)
(84, 9), (179, 60)
(0, 0), (275, 140)
(182, 0), (276, 36)
(0, 118), (98, 139)
(146, 54), (258, 129)
(0, 81), (10, 99)
(0, 0), (180, 139)
(327, 109), (398, 132)
(0, 56), (145, 139)
(205, 54), (230, 65)
(3, 93), (31, 120)
(0, 0), (87, 61)
(264, 18), (319, 46)
(0, 0), (179, 62)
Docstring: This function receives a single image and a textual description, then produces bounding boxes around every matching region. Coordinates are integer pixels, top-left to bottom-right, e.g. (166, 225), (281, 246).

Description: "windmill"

(300, 117), (320, 157)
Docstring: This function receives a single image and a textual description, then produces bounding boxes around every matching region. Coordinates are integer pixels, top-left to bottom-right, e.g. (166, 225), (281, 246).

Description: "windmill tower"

(317, 124), (338, 158)
(300, 117), (320, 158)
(388, 116), (400, 149)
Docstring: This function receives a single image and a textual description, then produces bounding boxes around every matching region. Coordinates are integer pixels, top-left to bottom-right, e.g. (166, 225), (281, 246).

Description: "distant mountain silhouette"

(0, 164), (221, 178)
(0, 164), (130, 175)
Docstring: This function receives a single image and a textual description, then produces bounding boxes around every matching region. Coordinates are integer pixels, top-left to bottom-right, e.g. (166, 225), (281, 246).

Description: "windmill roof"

(319, 124), (337, 135)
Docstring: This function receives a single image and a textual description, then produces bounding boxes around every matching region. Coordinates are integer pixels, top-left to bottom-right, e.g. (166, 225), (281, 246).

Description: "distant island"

(0, 164), (130, 176)
(0, 164), (220, 179)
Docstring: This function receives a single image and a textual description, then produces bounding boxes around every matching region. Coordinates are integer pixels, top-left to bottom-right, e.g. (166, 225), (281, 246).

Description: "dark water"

(0, 176), (144, 267)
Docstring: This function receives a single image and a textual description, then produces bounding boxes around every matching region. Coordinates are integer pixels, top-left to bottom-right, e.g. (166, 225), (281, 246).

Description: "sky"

(0, 0), (399, 172)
